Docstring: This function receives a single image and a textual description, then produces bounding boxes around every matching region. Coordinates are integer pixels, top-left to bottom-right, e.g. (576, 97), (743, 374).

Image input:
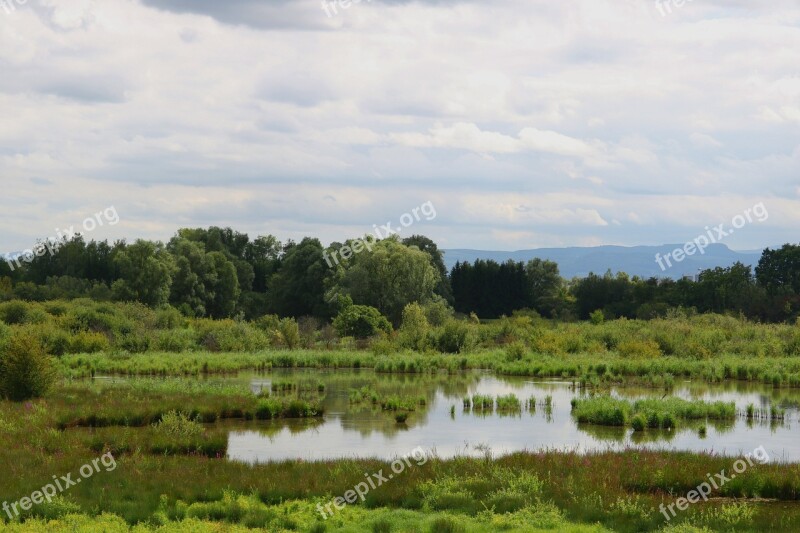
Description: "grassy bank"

(58, 349), (800, 391)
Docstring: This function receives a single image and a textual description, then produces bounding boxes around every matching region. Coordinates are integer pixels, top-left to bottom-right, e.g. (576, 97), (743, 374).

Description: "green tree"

(268, 238), (330, 318)
(111, 240), (175, 307)
(168, 238), (213, 316)
(330, 237), (440, 323)
(207, 252), (241, 318)
(757, 244), (800, 295)
(333, 304), (392, 339)
(402, 235), (453, 303)
(525, 258), (563, 317)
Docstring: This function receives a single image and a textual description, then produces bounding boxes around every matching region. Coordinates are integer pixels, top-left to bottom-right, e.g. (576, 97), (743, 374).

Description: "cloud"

(0, 0), (798, 252)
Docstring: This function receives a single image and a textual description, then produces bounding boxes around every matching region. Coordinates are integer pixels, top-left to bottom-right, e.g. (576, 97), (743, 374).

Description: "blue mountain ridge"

(441, 244), (763, 279)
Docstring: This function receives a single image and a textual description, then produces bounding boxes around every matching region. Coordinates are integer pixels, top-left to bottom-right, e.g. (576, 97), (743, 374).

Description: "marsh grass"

(471, 394), (494, 412)
(495, 394), (521, 412)
(571, 396), (735, 429)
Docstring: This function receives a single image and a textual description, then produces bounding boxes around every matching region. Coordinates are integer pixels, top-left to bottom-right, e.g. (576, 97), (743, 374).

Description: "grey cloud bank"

(0, 0), (798, 251)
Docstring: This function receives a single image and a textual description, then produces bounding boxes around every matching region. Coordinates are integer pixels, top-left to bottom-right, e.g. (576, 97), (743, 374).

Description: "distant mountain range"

(441, 244), (763, 279)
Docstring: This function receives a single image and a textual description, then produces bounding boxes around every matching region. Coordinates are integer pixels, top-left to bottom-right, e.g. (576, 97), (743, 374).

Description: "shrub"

(119, 333), (151, 353)
(154, 329), (197, 352)
(298, 316), (319, 348)
(422, 297), (454, 327)
(69, 331), (111, 354)
(253, 314), (281, 333)
(333, 305), (392, 339)
(399, 302), (430, 351)
(155, 306), (185, 329)
(0, 300), (30, 325)
(0, 332), (57, 401)
(153, 411), (204, 438)
(589, 309), (605, 325)
(435, 320), (475, 354)
(193, 319), (270, 352)
(276, 318), (301, 350)
(505, 341), (527, 361)
(617, 339), (661, 359)
(370, 336), (396, 356)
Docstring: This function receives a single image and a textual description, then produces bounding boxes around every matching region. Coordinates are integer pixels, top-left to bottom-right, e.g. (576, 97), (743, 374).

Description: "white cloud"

(0, 0), (798, 251)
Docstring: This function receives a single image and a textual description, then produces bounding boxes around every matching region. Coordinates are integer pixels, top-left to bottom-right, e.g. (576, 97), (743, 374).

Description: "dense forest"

(2, 227), (799, 324)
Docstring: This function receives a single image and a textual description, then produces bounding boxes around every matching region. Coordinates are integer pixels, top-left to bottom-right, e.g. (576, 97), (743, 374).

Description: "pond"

(223, 369), (800, 463)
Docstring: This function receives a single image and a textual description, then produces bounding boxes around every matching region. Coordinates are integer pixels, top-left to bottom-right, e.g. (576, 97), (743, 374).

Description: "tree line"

(2, 227), (799, 323)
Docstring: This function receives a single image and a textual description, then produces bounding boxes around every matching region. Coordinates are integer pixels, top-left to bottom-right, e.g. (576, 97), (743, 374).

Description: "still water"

(225, 369), (800, 463)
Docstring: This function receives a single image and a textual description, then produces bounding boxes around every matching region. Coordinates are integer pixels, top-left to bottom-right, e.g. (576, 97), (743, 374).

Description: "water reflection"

(224, 369), (800, 463)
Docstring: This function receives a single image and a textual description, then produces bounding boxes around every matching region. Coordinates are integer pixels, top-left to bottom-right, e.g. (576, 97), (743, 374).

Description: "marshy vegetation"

(571, 396), (736, 430)
(3, 299), (800, 531)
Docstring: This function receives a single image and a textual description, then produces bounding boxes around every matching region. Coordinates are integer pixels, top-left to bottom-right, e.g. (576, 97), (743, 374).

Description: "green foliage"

(193, 319), (271, 352)
(333, 304), (392, 339)
(572, 396), (735, 429)
(589, 310), (605, 325)
(505, 341), (526, 361)
(0, 300), (30, 325)
(276, 317), (301, 350)
(399, 302), (430, 351)
(0, 331), (57, 401)
(268, 238), (330, 318)
(330, 237), (440, 323)
(422, 296), (454, 327)
(434, 320), (474, 353)
(153, 410), (204, 438)
(111, 240), (176, 307)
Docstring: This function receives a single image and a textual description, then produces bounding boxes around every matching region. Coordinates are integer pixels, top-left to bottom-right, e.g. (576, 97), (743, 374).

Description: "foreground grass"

(0, 504), (614, 532)
(1, 387), (798, 531)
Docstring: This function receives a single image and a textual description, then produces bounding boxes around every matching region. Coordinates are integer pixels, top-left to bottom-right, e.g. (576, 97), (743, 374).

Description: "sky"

(0, 0), (798, 253)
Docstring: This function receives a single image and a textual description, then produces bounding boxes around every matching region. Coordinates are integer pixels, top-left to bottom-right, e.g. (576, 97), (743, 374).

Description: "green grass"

(470, 394), (494, 412)
(2, 379), (800, 532)
(495, 393), (522, 412)
(571, 396), (736, 428)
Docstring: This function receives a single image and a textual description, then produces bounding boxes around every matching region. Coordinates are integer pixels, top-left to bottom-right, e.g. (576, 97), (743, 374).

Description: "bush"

(617, 339), (661, 359)
(505, 341), (527, 361)
(333, 305), (392, 339)
(422, 297), (454, 327)
(193, 319), (270, 352)
(153, 411), (204, 438)
(0, 332), (57, 401)
(435, 320), (475, 353)
(276, 318), (301, 350)
(155, 306), (185, 329)
(399, 302), (430, 351)
(154, 329), (197, 352)
(69, 331), (111, 354)
(0, 300), (30, 325)
(589, 310), (605, 325)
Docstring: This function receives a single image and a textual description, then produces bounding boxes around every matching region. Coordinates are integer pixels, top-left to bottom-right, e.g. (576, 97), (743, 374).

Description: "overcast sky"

(0, 0), (798, 252)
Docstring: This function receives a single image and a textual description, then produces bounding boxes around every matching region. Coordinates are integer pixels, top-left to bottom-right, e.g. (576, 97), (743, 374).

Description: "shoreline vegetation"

(2, 300), (800, 531)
